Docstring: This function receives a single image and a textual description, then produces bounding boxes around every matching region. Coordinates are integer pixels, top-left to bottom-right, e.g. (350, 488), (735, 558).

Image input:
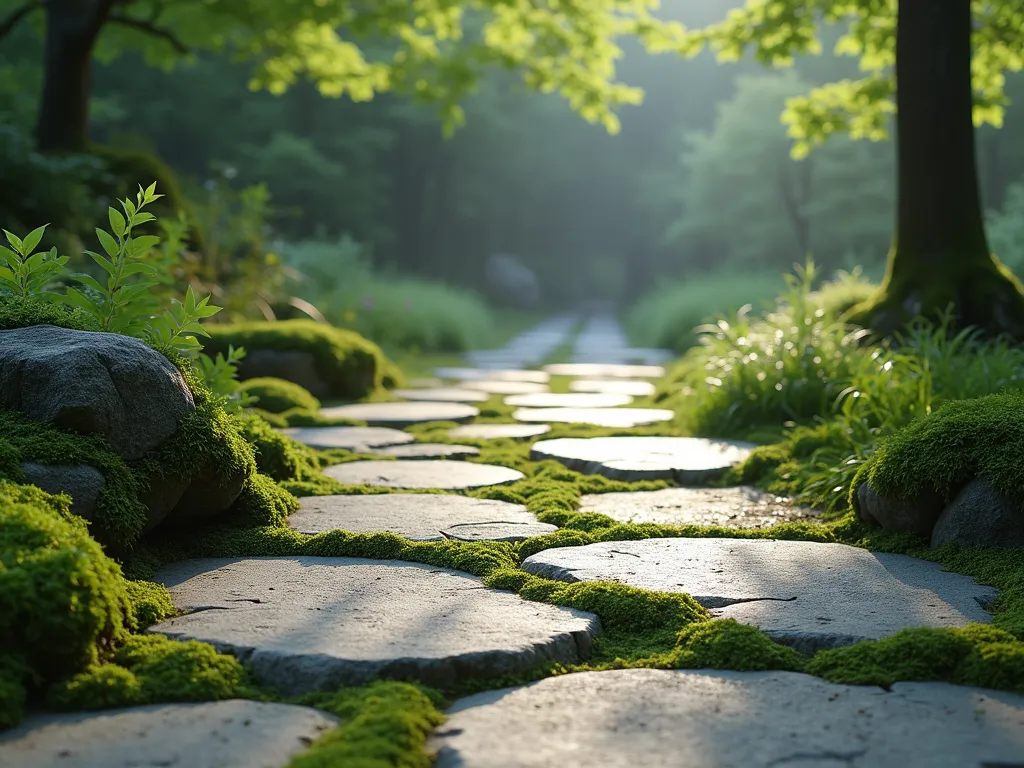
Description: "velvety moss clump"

(0, 295), (100, 332)
(671, 619), (805, 672)
(239, 377), (321, 414)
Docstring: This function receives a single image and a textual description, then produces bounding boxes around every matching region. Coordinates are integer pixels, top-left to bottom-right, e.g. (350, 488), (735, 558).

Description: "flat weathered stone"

(442, 521), (558, 542)
(435, 367), (549, 384)
(0, 700), (337, 768)
(461, 380), (550, 395)
(430, 668), (1024, 768)
(290, 494), (537, 540)
(531, 437), (753, 483)
(319, 402), (478, 427)
(450, 424), (552, 440)
(579, 486), (817, 528)
(542, 363), (665, 379)
(504, 393), (633, 409)
(151, 557), (599, 694)
(280, 426), (414, 451)
(522, 538), (995, 652)
(392, 387), (489, 403)
(324, 460), (523, 490)
(569, 379), (656, 397)
(370, 443), (480, 460)
(932, 478), (1024, 548)
(20, 463), (105, 518)
(513, 408), (673, 428)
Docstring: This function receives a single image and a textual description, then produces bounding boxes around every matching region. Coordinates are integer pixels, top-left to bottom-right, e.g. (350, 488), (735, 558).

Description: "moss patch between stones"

(238, 378), (321, 414)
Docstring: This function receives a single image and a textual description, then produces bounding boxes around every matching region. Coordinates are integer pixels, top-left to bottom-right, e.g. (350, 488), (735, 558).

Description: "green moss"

(291, 682), (445, 768)
(225, 473), (298, 527)
(672, 619), (805, 672)
(203, 320), (400, 400)
(239, 377), (321, 414)
(0, 295), (100, 332)
(124, 580), (175, 628)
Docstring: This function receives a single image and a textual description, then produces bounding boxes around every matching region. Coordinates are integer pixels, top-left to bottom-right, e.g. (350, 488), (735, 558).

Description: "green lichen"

(239, 377), (321, 414)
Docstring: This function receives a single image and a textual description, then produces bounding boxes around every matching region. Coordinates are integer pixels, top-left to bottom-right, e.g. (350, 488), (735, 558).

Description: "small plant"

(0, 225), (69, 300)
(195, 346), (257, 413)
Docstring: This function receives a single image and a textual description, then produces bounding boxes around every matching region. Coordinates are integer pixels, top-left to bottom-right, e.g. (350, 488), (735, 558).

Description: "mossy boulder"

(238, 377), (320, 414)
(203, 320), (400, 400)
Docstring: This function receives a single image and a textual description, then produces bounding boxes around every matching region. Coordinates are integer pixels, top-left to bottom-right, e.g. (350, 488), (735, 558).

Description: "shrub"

(238, 377), (321, 413)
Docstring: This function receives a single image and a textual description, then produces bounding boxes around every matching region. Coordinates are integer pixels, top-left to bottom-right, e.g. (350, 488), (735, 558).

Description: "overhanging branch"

(108, 12), (189, 54)
(0, 0), (42, 41)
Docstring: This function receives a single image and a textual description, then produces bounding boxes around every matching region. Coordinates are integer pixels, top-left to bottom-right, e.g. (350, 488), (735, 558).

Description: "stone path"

(464, 314), (578, 369)
(504, 392), (634, 408)
(281, 425), (414, 450)
(569, 379), (656, 397)
(450, 423), (551, 440)
(430, 669), (1024, 768)
(370, 442), (480, 460)
(320, 402), (479, 426)
(434, 367), (549, 384)
(391, 387), (490, 403)
(522, 538), (995, 652)
(324, 459), (523, 489)
(461, 379), (550, 395)
(513, 407), (674, 428)
(544, 363), (666, 379)
(289, 494), (550, 540)
(151, 557), (599, 694)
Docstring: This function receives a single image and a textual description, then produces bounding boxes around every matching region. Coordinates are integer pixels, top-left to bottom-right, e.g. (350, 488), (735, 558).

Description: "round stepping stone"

(319, 402), (479, 427)
(392, 387), (489, 403)
(450, 423), (552, 440)
(531, 436), (754, 482)
(522, 538), (996, 652)
(435, 367), (549, 384)
(503, 392), (633, 409)
(290, 494), (539, 540)
(542, 363), (665, 379)
(579, 487), (817, 528)
(0, 700), (337, 768)
(569, 379), (656, 397)
(513, 407), (673, 429)
(462, 380), (550, 396)
(280, 426), (414, 451)
(442, 521), (558, 542)
(370, 443), (480, 460)
(430, 668), (1024, 768)
(324, 460), (523, 490)
(151, 557), (599, 694)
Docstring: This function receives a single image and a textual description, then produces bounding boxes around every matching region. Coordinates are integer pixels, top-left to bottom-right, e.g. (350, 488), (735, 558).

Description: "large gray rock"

(504, 392), (633, 409)
(0, 325), (195, 460)
(280, 426), (415, 451)
(856, 482), (945, 537)
(513, 407), (673, 428)
(319, 401), (479, 427)
(932, 477), (1024, 548)
(290, 494), (541, 540)
(430, 669), (1024, 768)
(19, 463), (105, 518)
(151, 557), (599, 694)
(323, 460), (523, 490)
(0, 700), (337, 768)
(522, 538), (995, 652)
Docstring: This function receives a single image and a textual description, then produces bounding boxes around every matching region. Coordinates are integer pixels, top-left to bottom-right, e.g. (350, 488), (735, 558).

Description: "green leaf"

(127, 235), (161, 257)
(108, 208), (127, 238)
(96, 228), (120, 258)
(0, 245), (20, 269)
(21, 225), (47, 255)
(3, 230), (23, 253)
(0, 266), (15, 283)
(72, 273), (107, 294)
(86, 250), (117, 277)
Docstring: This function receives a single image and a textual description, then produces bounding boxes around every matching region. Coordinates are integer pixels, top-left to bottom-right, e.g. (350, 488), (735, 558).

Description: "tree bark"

(852, 0), (1024, 337)
(36, 0), (111, 152)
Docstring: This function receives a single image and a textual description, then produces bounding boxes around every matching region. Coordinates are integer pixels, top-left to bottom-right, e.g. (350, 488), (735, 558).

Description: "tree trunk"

(851, 0), (1024, 338)
(36, 0), (109, 152)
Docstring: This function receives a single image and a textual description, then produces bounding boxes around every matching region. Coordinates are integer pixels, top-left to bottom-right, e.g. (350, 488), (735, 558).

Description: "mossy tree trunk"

(849, 0), (1024, 338)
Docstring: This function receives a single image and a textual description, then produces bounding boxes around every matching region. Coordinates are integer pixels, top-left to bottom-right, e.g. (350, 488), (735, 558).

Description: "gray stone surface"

(324, 460), (523, 490)
(542, 363), (665, 379)
(932, 478), (1024, 548)
(280, 426), (414, 451)
(579, 486), (817, 528)
(0, 325), (195, 460)
(450, 423), (552, 440)
(20, 463), (105, 518)
(320, 401), (479, 427)
(435, 367), (549, 384)
(290, 494), (539, 540)
(0, 699), (337, 768)
(504, 392), (633, 409)
(442, 521), (558, 542)
(569, 379), (656, 397)
(151, 557), (599, 694)
(856, 482), (944, 538)
(392, 387), (489, 403)
(461, 380), (550, 395)
(513, 407), (673, 428)
(430, 668), (1024, 768)
(531, 437), (753, 482)
(370, 443), (480, 460)
(522, 538), (995, 652)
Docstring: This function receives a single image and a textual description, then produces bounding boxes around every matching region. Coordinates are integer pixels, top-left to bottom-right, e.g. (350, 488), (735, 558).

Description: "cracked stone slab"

(579, 487), (818, 528)
(513, 408), (673, 428)
(0, 700), (337, 768)
(280, 426), (414, 451)
(370, 443), (480, 460)
(460, 380), (550, 395)
(503, 392), (633, 409)
(392, 387), (490, 403)
(569, 379), (656, 397)
(522, 538), (996, 652)
(290, 494), (540, 540)
(531, 437), (754, 483)
(542, 363), (665, 379)
(434, 367), (550, 384)
(319, 402), (479, 427)
(442, 521), (558, 542)
(450, 423), (551, 440)
(150, 557), (599, 695)
(323, 460), (523, 490)
(429, 668), (1024, 768)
